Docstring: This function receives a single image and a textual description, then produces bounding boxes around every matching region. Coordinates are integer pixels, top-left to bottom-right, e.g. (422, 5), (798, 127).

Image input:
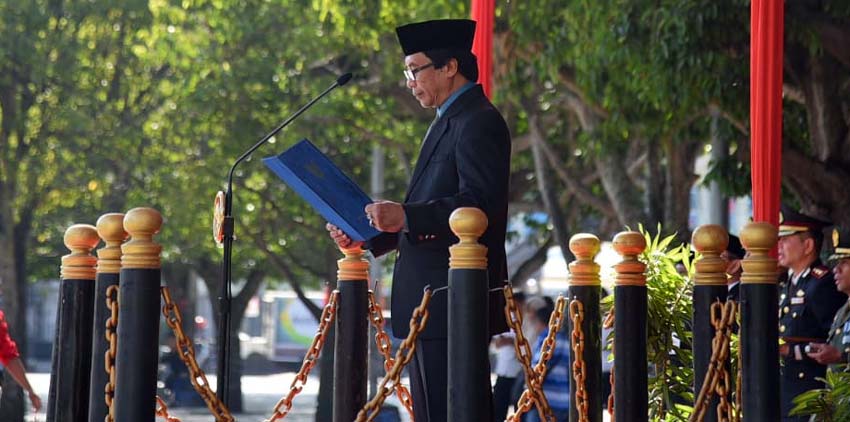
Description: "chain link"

(161, 287), (235, 422)
(356, 288), (432, 422)
(367, 291), (415, 421)
(503, 287), (553, 422)
(155, 396), (182, 422)
(265, 290), (339, 422)
(104, 284), (119, 422)
(569, 299), (589, 422)
(734, 302), (741, 422)
(690, 300), (736, 422)
(603, 308), (614, 422)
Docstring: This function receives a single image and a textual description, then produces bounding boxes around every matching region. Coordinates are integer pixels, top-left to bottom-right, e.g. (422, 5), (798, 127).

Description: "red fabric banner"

(471, 0), (494, 98)
(750, 0), (783, 226)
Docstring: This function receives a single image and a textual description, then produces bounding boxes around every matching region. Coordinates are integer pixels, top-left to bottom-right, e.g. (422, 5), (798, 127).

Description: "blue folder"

(263, 139), (380, 242)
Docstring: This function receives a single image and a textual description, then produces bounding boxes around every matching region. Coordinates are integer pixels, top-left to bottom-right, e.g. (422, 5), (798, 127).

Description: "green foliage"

(641, 225), (696, 421)
(791, 369), (850, 422)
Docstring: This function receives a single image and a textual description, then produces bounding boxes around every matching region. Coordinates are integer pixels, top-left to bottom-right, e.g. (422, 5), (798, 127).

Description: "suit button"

(837, 328), (843, 336)
(780, 325), (786, 333)
(784, 306), (790, 314)
(792, 312), (797, 318)
(798, 372), (805, 379)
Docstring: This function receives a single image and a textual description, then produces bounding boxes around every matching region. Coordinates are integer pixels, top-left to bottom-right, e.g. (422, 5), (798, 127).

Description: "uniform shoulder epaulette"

(812, 266), (829, 279)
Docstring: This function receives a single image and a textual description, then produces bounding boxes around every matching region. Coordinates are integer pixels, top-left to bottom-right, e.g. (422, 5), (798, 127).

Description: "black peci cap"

(778, 204), (831, 237)
(829, 227), (850, 262)
(395, 19), (476, 56)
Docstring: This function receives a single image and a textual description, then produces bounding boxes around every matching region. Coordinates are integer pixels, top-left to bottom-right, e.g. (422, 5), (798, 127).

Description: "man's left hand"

(365, 201), (405, 233)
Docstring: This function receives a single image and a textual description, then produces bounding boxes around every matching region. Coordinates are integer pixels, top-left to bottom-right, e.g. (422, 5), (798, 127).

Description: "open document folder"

(263, 139), (381, 242)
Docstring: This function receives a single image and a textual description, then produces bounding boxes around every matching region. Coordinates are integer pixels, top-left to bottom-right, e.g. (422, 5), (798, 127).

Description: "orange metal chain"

(161, 287), (235, 422)
(356, 289), (432, 422)
(503, 287), (553, 422)
(690, 300), (736, 422)
(104, 284), (119, 422)
(265, 290), (339, 422)
(603, 308), (614, 421)
(569, 299), (589, 422)
(367, 291), (415, 421)
(155, 396), (182, 422)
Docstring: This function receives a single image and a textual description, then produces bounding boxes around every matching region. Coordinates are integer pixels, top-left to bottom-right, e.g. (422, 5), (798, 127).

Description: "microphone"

(216, 72), (353, 405)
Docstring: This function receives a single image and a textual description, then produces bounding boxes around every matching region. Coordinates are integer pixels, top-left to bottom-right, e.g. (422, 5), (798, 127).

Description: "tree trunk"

(662, 138), (700, 243)
(529, 114), (573, 261)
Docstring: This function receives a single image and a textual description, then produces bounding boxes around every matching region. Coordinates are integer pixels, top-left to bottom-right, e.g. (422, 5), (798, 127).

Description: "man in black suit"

(723, 233), (745, 302)
(327, 19), (510, 422)
(776, 205), (846, 421)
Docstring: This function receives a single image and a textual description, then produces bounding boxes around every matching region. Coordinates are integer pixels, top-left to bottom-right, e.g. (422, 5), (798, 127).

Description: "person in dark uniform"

(776, 205), (847, 421)
(723, 233), (746, 302)
(327, 19), (510, 422)
(806, 227), (850, 372)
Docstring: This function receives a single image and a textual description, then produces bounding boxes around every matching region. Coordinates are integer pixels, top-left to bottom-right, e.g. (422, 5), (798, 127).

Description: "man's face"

(834, 259), (850, 294)
(777, 233), (809, 268)
(404, 52), (443, 108)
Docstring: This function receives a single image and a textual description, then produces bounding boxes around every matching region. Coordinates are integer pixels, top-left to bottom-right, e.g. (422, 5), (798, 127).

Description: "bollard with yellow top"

(87, 213), (127, 422)
(612, 231), (648, 422)
(447, 207), (490, 422)
(333, 243), (369, 422)
(47, 223), (100, 422)
(739, 222), (780, 420)
(690, 224), (729, 422)
(567, 234), (603, 422)
(112, 207), (163, 422)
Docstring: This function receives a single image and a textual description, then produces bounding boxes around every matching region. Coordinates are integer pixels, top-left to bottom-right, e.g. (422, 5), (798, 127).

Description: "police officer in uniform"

(777, 206), (847, 421)
(806, 227), (850, 372)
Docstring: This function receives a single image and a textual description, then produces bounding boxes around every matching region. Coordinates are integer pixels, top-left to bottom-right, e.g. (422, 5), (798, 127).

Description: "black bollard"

(612, 231), (648, 422)
(567, 234), (603, 422)
(691, 225), (730, 422)
(447, 208), (490, 422)
(740, 222), (780, 420)
(87, 213), (127, 422)
(112, 208), (163, 422)
(47, 224), (99, 422)
(333, 245), (369, 422)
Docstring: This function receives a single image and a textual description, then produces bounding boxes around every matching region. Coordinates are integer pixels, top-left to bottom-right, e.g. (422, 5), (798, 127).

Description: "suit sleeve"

(364, 232), (400, 258)
(403, 110), (511, 242)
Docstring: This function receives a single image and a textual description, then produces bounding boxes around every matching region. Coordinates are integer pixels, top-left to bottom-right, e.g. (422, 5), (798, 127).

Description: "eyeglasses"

(403, 62), (435, 82)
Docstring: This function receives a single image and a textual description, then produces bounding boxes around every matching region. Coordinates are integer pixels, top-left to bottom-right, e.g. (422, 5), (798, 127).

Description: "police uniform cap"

(726, 233), (746, 259)
(778, 204), (831, 237)
(829, 227), (850, 262)
(396, 19), (476, 56)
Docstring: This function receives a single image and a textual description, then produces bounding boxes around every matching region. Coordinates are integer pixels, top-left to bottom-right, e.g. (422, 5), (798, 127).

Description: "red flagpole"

(471, 0), (494, 98)
(750, 0), (783, 226)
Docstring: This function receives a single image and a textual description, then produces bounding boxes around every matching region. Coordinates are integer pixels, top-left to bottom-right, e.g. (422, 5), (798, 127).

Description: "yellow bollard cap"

(96, 213), (127, 274)
(449, 208), (488, 270)
(61, 224), (99, 280)
(122, 207), (163, 270)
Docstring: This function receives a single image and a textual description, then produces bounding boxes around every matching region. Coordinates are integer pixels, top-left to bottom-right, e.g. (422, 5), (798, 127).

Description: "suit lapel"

(406, 115), (449, 200)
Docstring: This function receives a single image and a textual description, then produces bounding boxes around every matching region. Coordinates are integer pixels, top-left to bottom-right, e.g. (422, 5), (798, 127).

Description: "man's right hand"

(326, 223), (364, 250)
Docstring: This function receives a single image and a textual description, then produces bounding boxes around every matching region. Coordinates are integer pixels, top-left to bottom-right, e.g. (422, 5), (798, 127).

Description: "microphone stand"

(217, 73), (352, 406)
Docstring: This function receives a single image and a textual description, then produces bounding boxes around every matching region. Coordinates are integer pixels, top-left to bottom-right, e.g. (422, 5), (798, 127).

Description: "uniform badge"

(797, 289), (805, 297)
(791, 297), (805, 305)
(834, 229), (841, 249)
(813, 267), (828, 278)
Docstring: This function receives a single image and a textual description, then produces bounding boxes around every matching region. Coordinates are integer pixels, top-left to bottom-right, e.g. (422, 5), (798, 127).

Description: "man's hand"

(326, 223), (363, 250)
(806, 342), (842, 365)
(365, 201), (405, 233)
(28, 389), (42, 413)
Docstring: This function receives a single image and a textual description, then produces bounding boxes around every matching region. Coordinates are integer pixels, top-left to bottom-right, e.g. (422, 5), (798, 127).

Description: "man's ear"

(443, 58), (459, 78)
(803, 236), (816, 256)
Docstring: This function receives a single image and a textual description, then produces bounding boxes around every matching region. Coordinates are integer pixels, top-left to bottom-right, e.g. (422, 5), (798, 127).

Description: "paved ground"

(25, 372), (409, 422)
(25, 372), (611, 421)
